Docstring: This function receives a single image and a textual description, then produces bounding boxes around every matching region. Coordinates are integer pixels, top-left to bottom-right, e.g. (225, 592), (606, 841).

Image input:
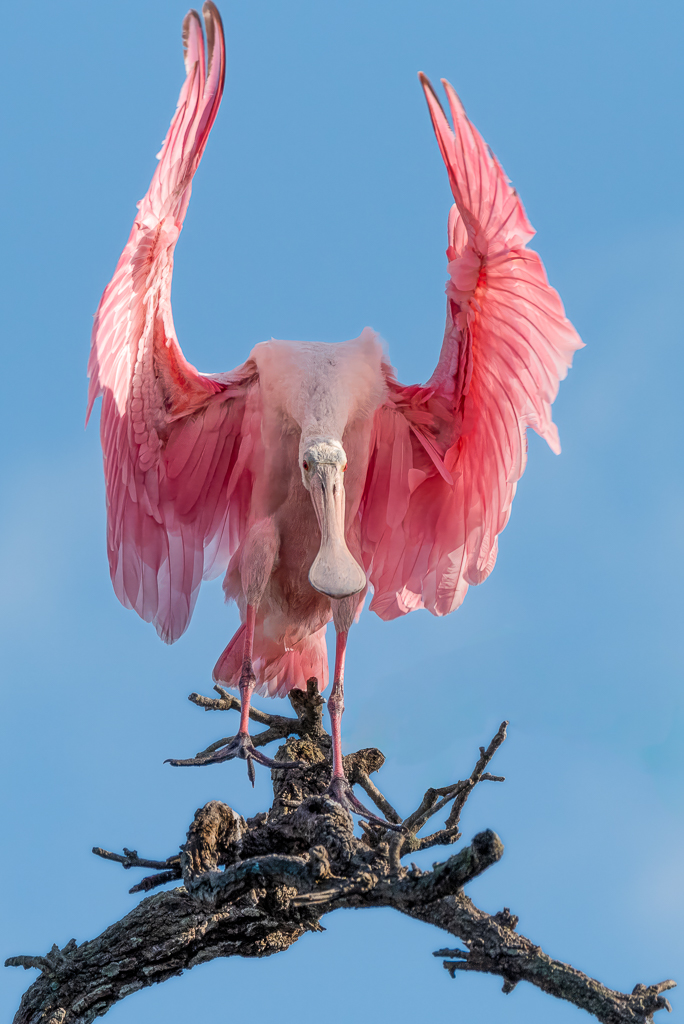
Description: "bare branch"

(6, 692), (675, 1024)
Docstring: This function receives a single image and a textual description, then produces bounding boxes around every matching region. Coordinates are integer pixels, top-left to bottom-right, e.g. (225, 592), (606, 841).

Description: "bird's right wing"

(360, 76), (583, 620)
(88, 4), (260, 643)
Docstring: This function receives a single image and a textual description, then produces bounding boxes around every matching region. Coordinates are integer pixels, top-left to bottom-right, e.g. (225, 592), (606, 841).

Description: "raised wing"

(88, 4), (259, 642)
(360, 75), (583, 620)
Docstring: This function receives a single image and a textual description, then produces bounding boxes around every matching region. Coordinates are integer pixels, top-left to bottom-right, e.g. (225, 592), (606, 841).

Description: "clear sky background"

(1, 1), (683, 1022)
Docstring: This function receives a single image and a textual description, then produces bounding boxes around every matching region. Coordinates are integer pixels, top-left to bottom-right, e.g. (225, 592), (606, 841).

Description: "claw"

(165, 732), (306, 786)
(326, 776), (404, 831)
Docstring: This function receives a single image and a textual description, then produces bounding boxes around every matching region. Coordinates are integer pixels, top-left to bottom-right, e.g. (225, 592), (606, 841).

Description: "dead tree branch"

(7, 680), (675, 1024)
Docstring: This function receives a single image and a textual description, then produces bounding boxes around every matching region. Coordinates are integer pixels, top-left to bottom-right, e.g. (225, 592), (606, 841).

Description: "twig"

(445, 722), (508, 830)
(402, 722), (508, 839)
(91, 848), (180, 872)
(192, 723), (299, 759)
(354, 769), (403, 824)
(190, 686), (300, 731)
(129, 871), (182, 894)
(412, 825), (462, 851)
(92, 848), (182, 895)
(187, 679), (326, 759)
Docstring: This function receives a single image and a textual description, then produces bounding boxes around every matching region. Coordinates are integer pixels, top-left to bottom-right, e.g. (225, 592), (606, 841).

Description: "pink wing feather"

(88, 4), (258, 643)
(360, 76), (583, 620)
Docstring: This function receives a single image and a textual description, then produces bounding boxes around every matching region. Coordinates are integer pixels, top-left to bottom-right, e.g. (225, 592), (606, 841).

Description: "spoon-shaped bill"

(307, 464), (366, 599)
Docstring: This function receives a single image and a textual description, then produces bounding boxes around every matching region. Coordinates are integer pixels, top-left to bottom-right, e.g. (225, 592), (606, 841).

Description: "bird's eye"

(303, 460), (309, 471)
(343, 463), (348, 472)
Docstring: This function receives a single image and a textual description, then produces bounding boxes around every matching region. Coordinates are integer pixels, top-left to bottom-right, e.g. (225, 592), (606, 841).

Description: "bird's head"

(300, 438), (366, 600)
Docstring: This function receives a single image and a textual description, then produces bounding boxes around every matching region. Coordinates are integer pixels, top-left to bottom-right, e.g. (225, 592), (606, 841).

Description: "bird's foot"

(326, 776), (404, 831)
(165, 732), (306, 786)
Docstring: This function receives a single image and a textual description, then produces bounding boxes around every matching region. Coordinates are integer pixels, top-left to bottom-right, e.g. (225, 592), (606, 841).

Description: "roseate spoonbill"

(87, 3), (582, 825)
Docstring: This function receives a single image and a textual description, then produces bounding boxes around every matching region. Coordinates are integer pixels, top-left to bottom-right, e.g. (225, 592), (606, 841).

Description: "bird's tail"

(213, 622), (329, 698)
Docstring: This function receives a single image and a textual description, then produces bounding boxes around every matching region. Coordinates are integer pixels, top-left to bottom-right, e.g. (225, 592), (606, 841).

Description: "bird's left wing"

(360, 76), (583, 620)
(88, 5), (259, 643)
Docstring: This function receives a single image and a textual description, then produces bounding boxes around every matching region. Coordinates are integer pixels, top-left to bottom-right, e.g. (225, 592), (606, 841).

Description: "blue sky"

(1, 1), (683, 1022)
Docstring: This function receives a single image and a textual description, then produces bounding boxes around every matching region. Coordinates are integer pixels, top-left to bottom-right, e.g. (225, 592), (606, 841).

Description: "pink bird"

(88, 4), (582, 825)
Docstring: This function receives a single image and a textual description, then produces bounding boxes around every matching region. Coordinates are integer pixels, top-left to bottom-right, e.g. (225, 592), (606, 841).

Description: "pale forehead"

(302, 438), (346, 463)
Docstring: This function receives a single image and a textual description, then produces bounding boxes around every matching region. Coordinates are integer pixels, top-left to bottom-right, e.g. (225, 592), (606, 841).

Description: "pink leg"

(238, 604), (257, 736)
(325, 626), (403, 831)
(166, 603), (304, 783)
(328, 630), (348, 781)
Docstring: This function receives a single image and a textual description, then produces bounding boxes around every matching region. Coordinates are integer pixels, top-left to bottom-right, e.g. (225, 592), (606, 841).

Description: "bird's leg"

(328, 629), (348, 784)
(233, 603), (260, 785)
(325, 611), (403, 831)
(167, 604), (304, 783)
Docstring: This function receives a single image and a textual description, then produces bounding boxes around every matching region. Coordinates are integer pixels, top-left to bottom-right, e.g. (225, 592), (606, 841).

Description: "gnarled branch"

(7, 681), (675, 1024)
